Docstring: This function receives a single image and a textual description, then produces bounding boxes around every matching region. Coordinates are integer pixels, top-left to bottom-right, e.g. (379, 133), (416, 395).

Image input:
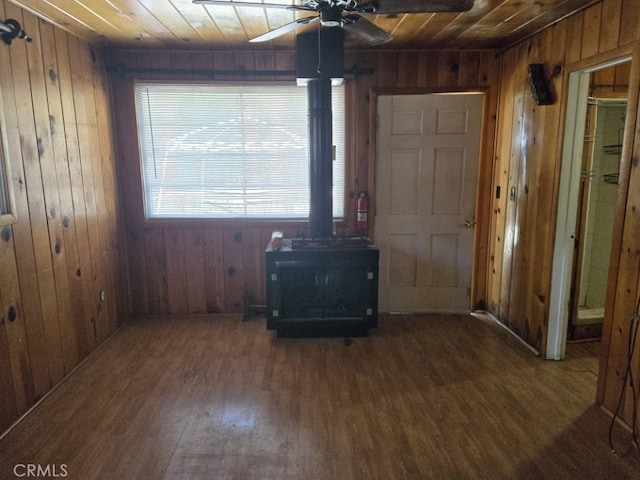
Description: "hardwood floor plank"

(0, 314), (639, 479)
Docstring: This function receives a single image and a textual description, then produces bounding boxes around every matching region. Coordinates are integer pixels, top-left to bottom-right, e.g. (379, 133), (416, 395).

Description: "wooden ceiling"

(7, 0), (602, 51)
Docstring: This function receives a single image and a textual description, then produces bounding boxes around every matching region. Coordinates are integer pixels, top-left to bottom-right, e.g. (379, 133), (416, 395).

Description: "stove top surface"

(291, 236), (371, 250)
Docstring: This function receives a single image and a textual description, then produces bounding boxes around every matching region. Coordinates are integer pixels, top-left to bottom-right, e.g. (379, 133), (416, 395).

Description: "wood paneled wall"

(487, 25), (567, 353)
(0, 1), (124, 433)
(106, 48), (499, 317)
(488, 0), (640, 430)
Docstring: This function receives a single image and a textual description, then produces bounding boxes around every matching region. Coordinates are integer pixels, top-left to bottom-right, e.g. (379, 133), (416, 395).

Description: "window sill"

(140, 217), (309, 230)
(0, 213), (16, 228)
(137, 217), (346, 231)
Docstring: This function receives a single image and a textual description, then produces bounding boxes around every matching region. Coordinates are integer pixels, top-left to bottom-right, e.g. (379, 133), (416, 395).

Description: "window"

(0, 113), (14, 226)
(0, 153), (8, 215)
(134, 82), (345, 220)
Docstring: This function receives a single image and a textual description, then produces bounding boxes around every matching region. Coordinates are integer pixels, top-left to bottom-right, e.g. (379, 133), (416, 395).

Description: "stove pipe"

(307, 78), (333, 238)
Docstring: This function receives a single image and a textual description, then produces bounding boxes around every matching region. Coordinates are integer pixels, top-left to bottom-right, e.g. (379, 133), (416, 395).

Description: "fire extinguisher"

(357, 191), (368, 233)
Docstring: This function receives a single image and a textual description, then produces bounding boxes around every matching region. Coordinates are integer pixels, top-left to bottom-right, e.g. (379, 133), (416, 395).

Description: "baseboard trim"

(471, 311), (541, 357)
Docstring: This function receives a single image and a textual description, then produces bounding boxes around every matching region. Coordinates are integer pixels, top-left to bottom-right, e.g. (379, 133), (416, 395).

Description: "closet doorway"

(568, 96), (627, 341)
(567, 94), (627, 341)
(548, 57), (631, 360)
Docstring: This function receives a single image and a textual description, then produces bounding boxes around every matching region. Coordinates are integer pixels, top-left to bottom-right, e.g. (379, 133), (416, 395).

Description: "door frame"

(547, 49), (634, 360)
(368, 87), (492, 312)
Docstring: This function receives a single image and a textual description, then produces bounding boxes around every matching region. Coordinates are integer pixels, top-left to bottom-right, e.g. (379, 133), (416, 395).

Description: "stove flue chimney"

(307, 78), (333, 238)
(296, 29), (344, 238)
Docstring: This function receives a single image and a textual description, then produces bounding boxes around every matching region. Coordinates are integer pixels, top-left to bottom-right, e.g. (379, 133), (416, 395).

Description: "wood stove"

(265, 29), (379, 337)
(266, 238), (378, 337)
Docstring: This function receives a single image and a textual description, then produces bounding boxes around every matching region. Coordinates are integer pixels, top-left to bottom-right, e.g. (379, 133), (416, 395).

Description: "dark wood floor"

(1, 313), (639, 479)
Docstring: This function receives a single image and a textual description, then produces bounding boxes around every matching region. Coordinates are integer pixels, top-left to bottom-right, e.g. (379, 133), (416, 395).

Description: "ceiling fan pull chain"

(316, 22), (322, 74)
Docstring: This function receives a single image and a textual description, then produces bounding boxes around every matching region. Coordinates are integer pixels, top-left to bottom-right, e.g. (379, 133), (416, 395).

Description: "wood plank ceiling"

(6, 0), (602, 51)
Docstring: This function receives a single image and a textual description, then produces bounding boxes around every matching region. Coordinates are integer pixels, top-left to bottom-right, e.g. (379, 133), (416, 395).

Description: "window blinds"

(0, 151), (8, 215)
(134, 82), (345, 219)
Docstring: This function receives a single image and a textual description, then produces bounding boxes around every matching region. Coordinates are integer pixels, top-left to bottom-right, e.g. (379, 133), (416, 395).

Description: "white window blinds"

(0, 141), (10, 218)
(0, 156), (7, 215)
(134, 82), (345, 219)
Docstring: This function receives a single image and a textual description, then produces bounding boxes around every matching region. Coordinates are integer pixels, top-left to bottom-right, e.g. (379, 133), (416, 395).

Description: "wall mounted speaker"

(528, 63), (553, 105)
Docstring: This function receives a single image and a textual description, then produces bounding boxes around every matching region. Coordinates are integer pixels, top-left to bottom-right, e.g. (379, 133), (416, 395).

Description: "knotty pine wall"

(487, 0), (640, 430)
(0, 1), (124, 433)
(107, 48), (500, 317)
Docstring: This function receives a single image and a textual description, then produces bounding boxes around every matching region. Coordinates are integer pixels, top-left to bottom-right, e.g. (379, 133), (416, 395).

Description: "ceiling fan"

(193, 0), (475, 45)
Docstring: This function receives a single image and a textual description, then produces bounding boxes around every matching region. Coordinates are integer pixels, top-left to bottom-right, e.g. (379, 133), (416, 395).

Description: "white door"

(375, 93), (483, 313)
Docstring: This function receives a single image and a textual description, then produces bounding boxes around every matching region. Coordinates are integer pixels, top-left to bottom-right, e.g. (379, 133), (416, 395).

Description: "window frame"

(133, 80), (349, 226)
(0, 93), (16, 228)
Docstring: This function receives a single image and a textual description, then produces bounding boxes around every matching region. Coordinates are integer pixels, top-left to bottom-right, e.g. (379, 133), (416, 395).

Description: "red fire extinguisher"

(357, 191), (368, 233)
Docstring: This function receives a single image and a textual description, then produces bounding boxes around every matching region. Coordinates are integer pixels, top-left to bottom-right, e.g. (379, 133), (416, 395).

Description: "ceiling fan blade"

(342, 14), (392, 45)
(367, 0), (475, 14)
(249, 16), (318, 42)
(192, 1), (315, 12)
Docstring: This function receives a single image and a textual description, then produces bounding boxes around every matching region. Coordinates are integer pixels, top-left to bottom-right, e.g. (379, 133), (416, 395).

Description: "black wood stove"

(266, 237), (379, 338)
(265, 29), (379, 338)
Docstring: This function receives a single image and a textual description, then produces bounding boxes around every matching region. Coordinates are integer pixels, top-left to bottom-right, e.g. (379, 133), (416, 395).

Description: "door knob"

(462, 219), (476, 228)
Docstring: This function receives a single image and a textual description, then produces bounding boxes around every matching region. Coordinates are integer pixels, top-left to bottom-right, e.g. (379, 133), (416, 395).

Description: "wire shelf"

(603, 144), (622, 155)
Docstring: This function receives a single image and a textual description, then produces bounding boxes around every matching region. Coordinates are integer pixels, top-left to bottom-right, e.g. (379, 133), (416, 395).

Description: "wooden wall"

(0, 1), (124, 433)
(106, 48), (499, 317)
(487, 0), (640, 430)
(487, 21), (569, 353)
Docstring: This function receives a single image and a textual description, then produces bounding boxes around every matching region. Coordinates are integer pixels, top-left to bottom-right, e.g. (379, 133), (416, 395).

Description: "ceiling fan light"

(321, 19), (341, 27)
